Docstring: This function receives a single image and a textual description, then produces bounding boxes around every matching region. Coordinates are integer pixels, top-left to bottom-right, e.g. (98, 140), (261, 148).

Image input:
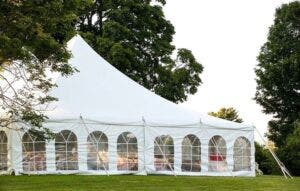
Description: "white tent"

(0, 35), (255, 176)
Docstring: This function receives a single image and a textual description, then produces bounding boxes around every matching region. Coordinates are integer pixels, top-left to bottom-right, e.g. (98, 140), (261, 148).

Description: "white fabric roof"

(47, 35), (252, 129)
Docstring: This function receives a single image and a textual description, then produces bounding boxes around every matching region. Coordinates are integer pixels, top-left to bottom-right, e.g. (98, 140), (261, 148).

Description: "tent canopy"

(47, 35), (252, 129)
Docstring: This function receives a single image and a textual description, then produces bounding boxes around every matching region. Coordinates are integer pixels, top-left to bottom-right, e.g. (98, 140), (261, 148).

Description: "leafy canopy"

(254, 1), (300, 147)
(255, 1), (300, 175)
(77, 0), (203, 103)
(0, 0), (84, 129)
(0, 0), (203, 132)
(208, 107), (243, 123)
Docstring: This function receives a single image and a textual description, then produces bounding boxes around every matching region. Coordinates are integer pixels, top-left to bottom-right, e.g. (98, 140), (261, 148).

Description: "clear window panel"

(233, 137), (251, 171)
(55, 130), (78, 170)
(154, 135), (174, 171)
(181, 134), (201, 172)
(87, 131), (109, 170)
(22, 132), (46, 171)
(117, 132), (138, 171)
(208, 135), (227, 172)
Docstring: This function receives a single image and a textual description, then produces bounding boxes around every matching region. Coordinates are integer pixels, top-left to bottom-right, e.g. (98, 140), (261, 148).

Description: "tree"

(77, 0), (203, 103)
(278, 120), (300, 175)
(0, 0), (84, 132)
(254, 1), (300, 147)
(208, 107), (243, 123)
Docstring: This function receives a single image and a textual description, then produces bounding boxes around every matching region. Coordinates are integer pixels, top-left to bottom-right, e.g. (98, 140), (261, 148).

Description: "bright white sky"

(163, 0), (294, 140)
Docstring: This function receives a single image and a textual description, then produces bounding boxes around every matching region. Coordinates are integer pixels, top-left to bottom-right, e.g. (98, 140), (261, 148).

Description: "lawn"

(0, 175), (299, 191)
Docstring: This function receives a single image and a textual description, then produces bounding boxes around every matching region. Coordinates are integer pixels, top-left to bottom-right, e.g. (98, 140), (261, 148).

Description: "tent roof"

(47, 35), (252, 129)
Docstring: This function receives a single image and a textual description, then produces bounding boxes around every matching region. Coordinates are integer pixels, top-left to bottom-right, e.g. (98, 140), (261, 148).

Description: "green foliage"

(254, 142), (281, 175)
(254, 1), (300, 147)
(0, 0), (84, 128)
(77, 0), (203, 103)
(1, 0), (203, 135)
(208, 107), (243, 123)
(0, 0), (80, 66)
(254, 1), (300, 176)
(278, 120), (300, 176)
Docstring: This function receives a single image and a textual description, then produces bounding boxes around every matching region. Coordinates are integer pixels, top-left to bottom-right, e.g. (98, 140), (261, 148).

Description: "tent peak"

(67, 34), (85, 51)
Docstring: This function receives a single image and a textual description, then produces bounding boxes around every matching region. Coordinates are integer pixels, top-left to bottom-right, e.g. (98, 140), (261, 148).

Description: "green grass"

(0, 175), (299, 191)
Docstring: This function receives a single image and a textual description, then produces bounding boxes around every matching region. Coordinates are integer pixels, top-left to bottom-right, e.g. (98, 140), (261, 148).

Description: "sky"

(163, 0), (295, 141)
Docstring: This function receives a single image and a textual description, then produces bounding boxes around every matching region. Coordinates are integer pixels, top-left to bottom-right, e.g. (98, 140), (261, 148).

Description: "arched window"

(154, 135), (174, 171)
(55, 130), (78, 170)
(117, 132), (138, 171)
(87, 131), (108, 170)
(181, 134), (201, 172)
(22, 132), (46, 171)
(233, 136), (251, 171)
(0, 131), (8, 171)
(208, 135), (227, 172)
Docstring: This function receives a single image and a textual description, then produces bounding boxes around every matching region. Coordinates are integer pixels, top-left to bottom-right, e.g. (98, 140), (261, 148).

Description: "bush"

(279, 121), (300, 176)
(255, 142), (281, 175)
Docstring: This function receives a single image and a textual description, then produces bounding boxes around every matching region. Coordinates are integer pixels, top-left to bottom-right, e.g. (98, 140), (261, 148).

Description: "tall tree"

(0, 0), (84, 131)
(254, 1), (300, 147)
(77, 0), (203, 103)
(255, 1), (300, 175)
(208, 107), (243, 123)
